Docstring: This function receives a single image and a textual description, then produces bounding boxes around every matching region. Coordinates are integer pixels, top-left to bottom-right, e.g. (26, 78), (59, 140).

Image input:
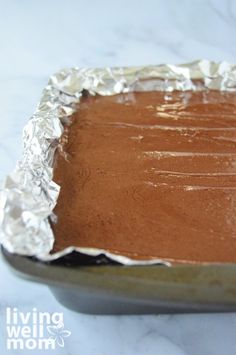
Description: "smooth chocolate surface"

(52, 90), (236, 263)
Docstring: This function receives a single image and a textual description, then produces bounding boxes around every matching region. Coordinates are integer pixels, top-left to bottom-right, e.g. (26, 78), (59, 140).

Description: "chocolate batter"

(52, 90), (236, 263)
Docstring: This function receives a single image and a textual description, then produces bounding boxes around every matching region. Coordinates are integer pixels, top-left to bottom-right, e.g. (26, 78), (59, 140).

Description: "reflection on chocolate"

(52, 90), (236, 264)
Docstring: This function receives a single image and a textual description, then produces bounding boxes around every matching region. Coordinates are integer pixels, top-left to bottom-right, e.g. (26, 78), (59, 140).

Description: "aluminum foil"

(1, 60), (236, 265)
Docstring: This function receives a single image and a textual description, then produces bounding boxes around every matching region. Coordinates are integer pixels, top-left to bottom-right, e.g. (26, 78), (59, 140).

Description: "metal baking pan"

(2, 61), (236, 314)
(3, 247), (236, 314)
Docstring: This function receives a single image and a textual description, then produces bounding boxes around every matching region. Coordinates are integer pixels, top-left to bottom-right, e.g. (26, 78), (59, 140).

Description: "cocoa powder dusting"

(52, 90), (236, 263)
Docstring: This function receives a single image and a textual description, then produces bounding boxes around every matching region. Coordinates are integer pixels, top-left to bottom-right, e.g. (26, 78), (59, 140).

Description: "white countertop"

(1, 1), (236, 354)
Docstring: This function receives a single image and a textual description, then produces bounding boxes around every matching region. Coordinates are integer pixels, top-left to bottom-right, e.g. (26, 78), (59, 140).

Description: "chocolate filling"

(52, 90), (236, 263)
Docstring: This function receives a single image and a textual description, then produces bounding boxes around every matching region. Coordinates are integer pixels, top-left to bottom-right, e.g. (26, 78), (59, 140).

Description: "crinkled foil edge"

(1, 60), (236, 265)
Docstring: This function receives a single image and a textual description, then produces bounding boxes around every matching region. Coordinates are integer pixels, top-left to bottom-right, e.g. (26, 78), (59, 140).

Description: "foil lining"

(1, 60), (236, 265)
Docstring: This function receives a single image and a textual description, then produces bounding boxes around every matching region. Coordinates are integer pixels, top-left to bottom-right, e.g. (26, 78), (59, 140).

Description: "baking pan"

(2, 61), (236, 314)
(3, 247), (236, 314)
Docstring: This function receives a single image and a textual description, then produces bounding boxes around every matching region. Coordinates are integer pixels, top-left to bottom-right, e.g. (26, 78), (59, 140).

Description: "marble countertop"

(1, 0), (236, 354)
